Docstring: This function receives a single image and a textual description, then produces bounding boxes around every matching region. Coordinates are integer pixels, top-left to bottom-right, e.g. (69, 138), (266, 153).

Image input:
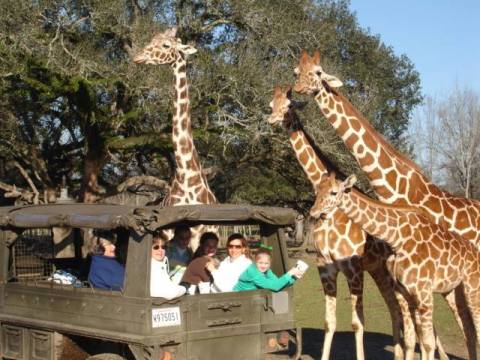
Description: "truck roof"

(0, 203), (298, 231)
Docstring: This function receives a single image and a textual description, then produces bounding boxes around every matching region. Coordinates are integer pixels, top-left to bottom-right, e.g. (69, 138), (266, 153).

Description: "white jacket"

(150, 257), (186, 300)
(211, 255), (252, 292)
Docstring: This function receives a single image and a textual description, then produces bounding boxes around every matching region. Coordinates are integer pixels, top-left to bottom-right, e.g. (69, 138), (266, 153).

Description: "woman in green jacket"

(233, 246), (304, 292)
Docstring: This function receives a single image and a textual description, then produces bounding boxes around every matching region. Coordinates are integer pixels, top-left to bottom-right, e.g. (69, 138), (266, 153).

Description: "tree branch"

(13, 161), (40, 204)
(117, 176), (168, 192)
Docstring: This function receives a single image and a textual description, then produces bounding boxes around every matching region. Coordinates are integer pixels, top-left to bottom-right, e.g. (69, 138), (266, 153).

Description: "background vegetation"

(0, 0), (422, 210)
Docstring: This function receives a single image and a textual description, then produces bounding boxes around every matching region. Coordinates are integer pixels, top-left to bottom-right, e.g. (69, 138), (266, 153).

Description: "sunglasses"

(152, 244), (167, 250)
(228, 244), (243, 249)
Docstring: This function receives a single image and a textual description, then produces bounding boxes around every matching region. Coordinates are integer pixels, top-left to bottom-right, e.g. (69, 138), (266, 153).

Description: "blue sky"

(349, 1), (480, 99)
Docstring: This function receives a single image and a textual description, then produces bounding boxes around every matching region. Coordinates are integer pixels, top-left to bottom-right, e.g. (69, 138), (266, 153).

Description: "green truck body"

(0, 204), (302, 360)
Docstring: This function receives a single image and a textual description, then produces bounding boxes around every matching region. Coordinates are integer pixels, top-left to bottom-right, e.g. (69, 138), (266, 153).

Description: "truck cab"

(0, 203), (302, 360)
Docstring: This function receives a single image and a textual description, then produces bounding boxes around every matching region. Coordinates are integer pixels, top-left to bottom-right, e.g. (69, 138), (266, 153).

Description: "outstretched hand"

(288, 267), (304, 279)
(205, 258), (219, 272)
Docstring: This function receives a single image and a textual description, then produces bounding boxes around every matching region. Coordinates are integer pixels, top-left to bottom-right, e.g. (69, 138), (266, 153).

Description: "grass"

(292, 256), (468, 359)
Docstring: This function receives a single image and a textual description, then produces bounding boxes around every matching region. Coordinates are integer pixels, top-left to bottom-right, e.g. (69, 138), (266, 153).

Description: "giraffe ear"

(313, 51), (321, 64)
(177, 43), (198, 55)
(322, 72), (343, 88)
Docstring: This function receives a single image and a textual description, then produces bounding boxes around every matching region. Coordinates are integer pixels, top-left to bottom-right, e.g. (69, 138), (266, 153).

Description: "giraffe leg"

(415, 291), (435, 360)
(318, 263), (339, 360)
(394, 287), (416, 360)
(414, 301), (448, 360)
(343, 259), (365, 360)
(443, 287), (477, 359)
(367, 265), (404, 360)
(413, 309), (428, 360)
(463, 281), (480, 348)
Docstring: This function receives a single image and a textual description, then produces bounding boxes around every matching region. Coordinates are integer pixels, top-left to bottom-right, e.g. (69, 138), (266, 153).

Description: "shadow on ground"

(301, 328), (465, 360)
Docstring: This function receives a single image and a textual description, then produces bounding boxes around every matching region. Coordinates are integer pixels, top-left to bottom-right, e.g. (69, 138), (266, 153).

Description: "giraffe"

(268, 85), (406, 360)
(310, 173), (480, 360)
(293, 50), (479, 358)
(134, 28), (217, 249)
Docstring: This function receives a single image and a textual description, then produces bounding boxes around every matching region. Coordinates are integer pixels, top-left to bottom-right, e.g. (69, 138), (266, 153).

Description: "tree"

(411, 87), (480, 199)
(0, 0), (422, 211)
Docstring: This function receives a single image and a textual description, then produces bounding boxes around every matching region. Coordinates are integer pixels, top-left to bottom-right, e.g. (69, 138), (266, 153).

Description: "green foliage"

(0, 0), (422, 208)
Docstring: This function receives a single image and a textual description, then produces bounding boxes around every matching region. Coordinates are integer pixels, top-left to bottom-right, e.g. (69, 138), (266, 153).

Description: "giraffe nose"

(267, 114), (280, 125)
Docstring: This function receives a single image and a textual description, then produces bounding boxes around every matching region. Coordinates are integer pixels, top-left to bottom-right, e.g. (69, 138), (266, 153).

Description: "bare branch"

(117, 176), (168, 192)
(13, 161), (40, 204)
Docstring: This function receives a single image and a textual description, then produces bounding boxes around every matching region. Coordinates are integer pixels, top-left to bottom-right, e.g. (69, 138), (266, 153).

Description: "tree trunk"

(80, 121), (106, 203)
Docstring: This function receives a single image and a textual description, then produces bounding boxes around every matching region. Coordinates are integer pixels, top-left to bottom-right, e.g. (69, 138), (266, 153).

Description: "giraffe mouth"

(133, 53), (148, 64)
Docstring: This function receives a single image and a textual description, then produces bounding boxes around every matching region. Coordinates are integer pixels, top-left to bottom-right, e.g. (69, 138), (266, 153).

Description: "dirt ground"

(301, 329), (467, 360)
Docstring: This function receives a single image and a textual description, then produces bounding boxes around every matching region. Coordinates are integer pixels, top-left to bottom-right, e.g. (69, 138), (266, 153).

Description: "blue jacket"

(166, 242), (193, 267)
(233, 263), (295, 292)
(88, 255), (125, 290)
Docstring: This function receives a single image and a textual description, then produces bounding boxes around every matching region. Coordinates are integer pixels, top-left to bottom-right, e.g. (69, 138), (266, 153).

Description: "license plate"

(152, 307), (182, 328)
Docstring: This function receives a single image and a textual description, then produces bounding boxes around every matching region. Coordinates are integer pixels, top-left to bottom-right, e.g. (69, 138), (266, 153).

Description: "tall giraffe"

(134, 28), (217, 248)
(293, 50), (480, 245)
(293, 50), (479, 358)
(310, 173), (480, 360)
(268, 86), (405, 360)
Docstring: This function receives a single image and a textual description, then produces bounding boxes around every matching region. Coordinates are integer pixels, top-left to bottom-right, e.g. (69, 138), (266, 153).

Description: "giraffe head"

(267, 86), (292, 125)
(293, 50), (343, 95)
(133, 27), (197, 65)
(310, 173), (357, 219)
(267, 85), (306, 127)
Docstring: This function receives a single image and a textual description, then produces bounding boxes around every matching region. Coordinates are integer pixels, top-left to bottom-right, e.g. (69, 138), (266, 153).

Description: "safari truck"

(0, 203), (303, 360)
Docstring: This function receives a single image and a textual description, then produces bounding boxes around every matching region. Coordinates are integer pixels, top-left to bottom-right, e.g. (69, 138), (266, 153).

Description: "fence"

(10, 228), (54, 281)
(217, 225), (260, 247)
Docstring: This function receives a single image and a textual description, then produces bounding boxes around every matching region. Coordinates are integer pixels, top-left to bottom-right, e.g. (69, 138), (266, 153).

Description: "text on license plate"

(152, 307), (182, 328)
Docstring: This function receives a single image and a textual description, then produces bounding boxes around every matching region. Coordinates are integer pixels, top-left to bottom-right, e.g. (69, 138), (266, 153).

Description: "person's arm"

(195, 257), (212, 282)
(211, 270), (228, 291)
(210, 260), (236, 292)
(151, 261), (186, 299)
(251, 269), (295, 292)
(183, 257), (210, 284)
(151, 277), (186, 299)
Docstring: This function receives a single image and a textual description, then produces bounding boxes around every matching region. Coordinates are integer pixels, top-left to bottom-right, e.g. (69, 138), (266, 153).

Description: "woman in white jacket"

(208, 233), (252, 292)
(150, 233), (186, 300)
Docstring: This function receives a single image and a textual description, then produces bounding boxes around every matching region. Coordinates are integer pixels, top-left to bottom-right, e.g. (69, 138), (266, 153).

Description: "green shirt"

(233, 263), (295, 292)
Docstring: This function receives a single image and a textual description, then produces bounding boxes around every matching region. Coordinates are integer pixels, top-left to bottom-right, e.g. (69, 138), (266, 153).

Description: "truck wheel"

(86, 354), (126, 360)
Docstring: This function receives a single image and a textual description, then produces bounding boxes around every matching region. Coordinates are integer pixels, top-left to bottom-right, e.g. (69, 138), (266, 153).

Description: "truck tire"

(86, 354), (126, 360)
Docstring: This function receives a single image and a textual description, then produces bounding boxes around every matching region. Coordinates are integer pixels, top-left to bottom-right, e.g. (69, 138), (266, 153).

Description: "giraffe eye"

(316, 70), (322, 76)
(330, 191), (337, 196)
(162, 44), (170, 49)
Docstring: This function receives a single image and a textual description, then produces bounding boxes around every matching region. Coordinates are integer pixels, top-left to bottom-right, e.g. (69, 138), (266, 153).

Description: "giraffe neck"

(314, 87), (431, 205)
(165, 56), (216, 205)
(287, 112), (328, 190)
(338, 189), (420, 252)
(172, 56), (197, 173)
(314, 87), (480, 246)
